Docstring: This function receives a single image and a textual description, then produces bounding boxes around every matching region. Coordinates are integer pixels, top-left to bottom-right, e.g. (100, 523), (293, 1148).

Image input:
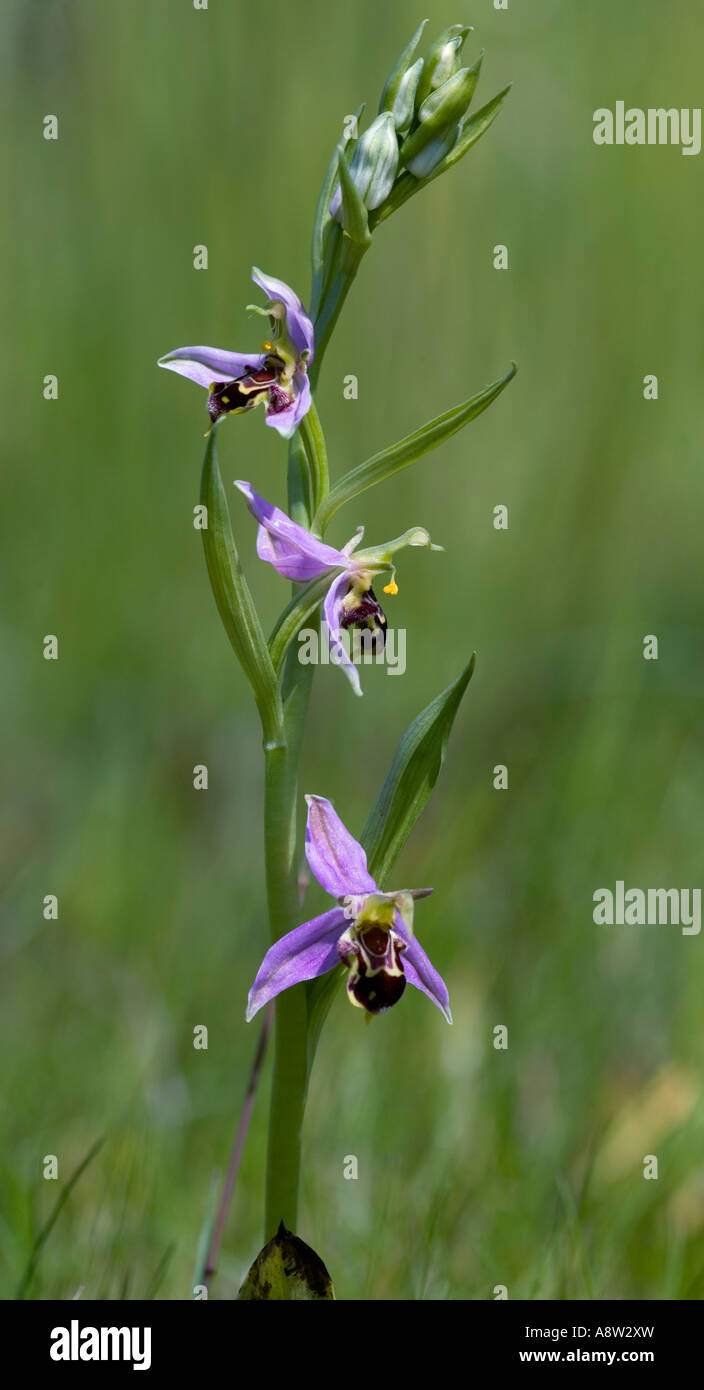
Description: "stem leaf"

(337, 148), (372, 248)
(315, 364), (516, 531)
(442, 84), (513, 176)
(362, 653), (476, 884)
(200, 426), (283, 744)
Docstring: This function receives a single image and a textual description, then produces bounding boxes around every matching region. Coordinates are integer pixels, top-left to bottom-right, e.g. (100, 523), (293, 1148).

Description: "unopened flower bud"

(383, 57), (423, 134)
(331, 113), (399, 219)
(404, 125), (460, 179)
(400, 65), (479, 177)
(415, 24), (472, 109)
(379, 18), (428, 132)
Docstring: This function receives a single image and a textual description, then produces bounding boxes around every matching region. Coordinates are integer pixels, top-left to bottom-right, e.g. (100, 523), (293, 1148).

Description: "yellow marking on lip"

(383, 580), (399, 596)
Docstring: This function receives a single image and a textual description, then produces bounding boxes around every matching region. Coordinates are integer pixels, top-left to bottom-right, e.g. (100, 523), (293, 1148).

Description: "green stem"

(261, 218), (366, 1241)
(299, 399), (329, 523)
(310, 236), (368, 387)
(287, 433), (312, 528)
(263, 410), (324, 1236)
(263, 728), (309, 1237)
(268, 571), (339, 678)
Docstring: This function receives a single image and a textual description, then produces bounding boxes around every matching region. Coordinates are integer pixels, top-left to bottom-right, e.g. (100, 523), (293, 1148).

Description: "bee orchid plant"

(159, 19), (515, 1299)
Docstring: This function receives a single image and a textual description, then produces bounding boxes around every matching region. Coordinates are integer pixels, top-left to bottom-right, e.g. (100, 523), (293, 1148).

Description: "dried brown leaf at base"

(237, 1222), (335, 1300)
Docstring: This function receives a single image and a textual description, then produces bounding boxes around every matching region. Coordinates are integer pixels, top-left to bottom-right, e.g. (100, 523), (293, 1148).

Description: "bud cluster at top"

(332, 19), (484, 223)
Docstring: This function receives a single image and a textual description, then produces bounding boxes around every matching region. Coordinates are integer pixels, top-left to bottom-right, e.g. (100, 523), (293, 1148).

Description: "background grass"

(2, 0), (704, 1299)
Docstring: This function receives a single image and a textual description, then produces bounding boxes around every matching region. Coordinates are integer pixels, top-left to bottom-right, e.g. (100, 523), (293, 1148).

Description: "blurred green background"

(3, 0), (704, 1300)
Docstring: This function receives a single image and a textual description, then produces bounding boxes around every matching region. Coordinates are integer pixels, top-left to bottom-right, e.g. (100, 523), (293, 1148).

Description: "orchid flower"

(157, 269), (314, 439)
(235, 481), (442, 695)
(247, 796), (451, 1023)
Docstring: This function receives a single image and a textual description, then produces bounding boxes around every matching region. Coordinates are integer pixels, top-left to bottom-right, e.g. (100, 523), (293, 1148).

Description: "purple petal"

(158, 346), (267, 390)
(395, 917), (452, 1022)
(251, 267), (315, 360)
(323, 572), (362, 696)
(246, 908), (346, 1020)
(305, 795), (377, 898)
(234, 481), (346, 582)
(264, 369), (311, 439)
